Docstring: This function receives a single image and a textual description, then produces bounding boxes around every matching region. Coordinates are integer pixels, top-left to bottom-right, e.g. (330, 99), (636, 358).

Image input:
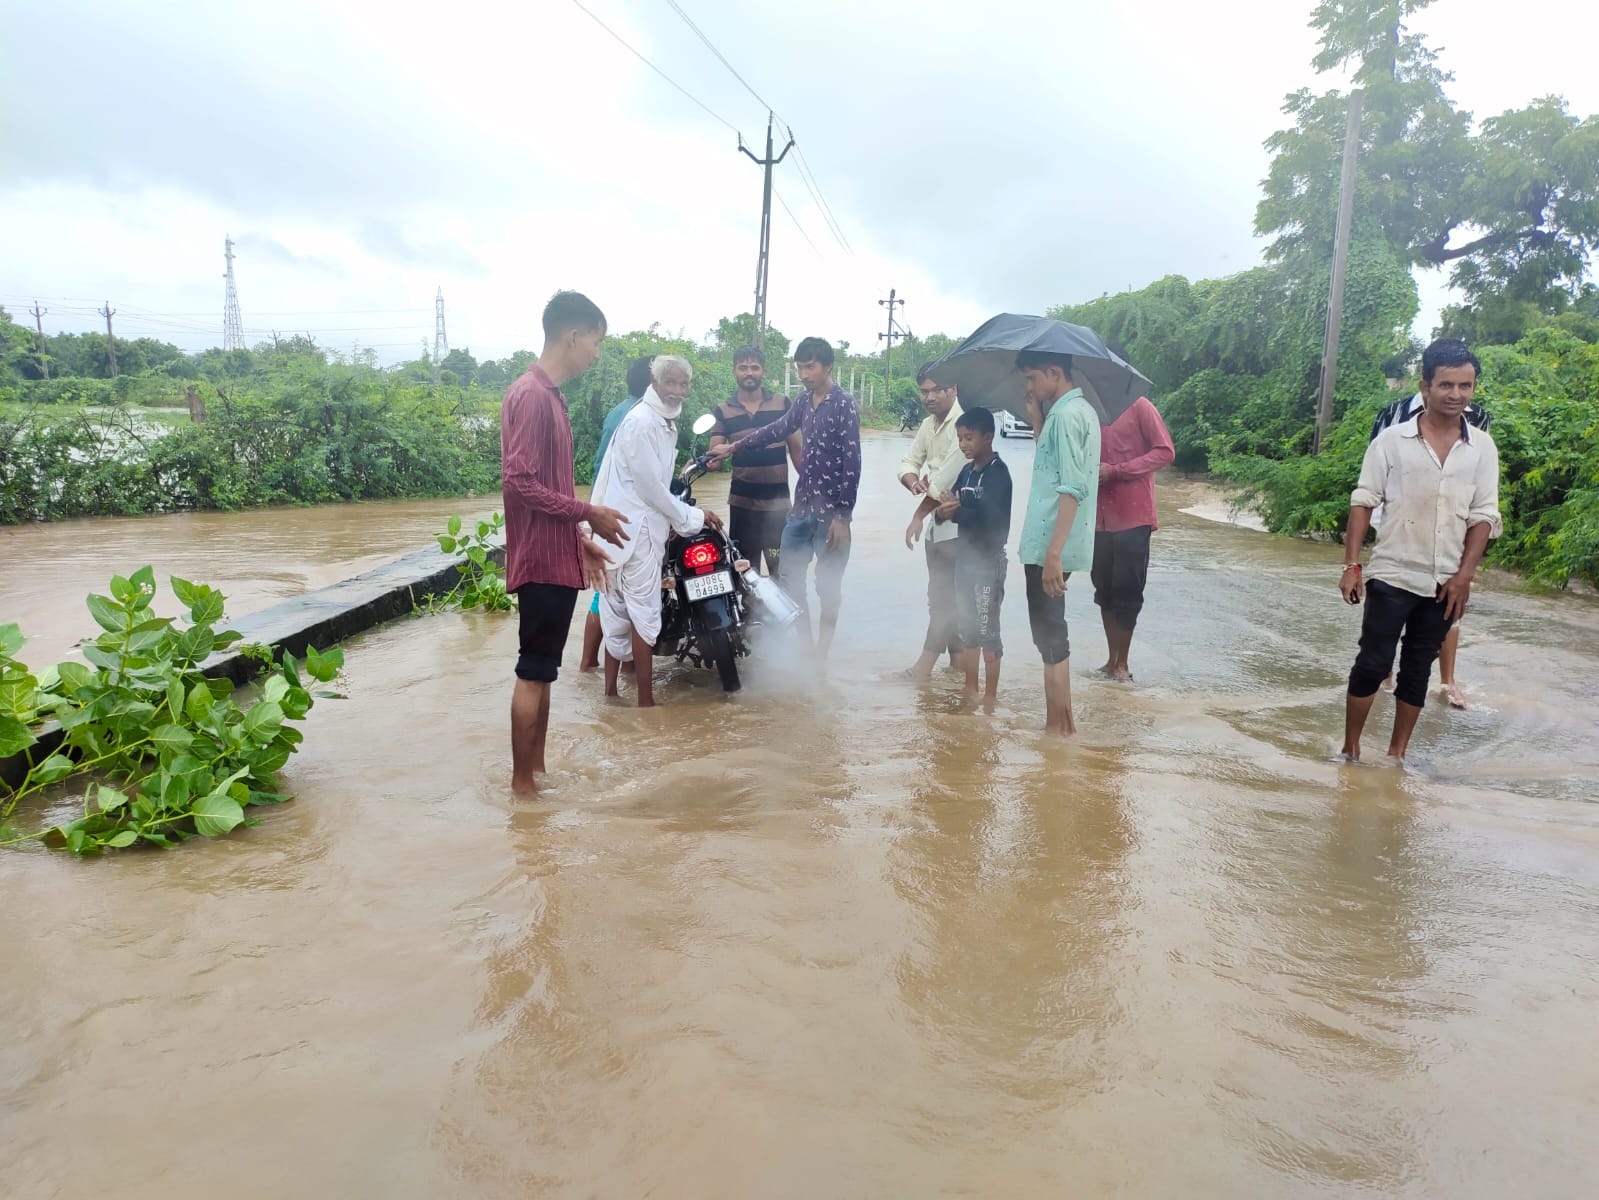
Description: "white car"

(999, 411), (1033, 439)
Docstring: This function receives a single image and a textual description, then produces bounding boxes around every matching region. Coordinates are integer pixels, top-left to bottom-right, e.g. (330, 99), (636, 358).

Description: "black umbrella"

(932, 313), (1153, 425)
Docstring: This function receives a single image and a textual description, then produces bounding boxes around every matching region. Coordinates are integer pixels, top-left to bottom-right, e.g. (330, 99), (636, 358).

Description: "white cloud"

(2, 0), (1595, 364)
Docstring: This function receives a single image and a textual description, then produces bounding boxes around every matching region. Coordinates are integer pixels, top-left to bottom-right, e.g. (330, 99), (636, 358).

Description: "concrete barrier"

(1, 543), (501, 788)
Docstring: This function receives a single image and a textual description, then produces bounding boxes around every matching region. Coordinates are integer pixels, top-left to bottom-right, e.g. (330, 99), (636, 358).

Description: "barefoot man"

(595, 355), (723, 707)
(707, 337), (860, 661)
(1366, 338), (1493, 708)
(1339, 343), (1501, 761)
(898, 362), (966, 681)
(1093, 394), (1173, 682)
(1015, 351), (1100, 736)
(502, 291), (630, 794)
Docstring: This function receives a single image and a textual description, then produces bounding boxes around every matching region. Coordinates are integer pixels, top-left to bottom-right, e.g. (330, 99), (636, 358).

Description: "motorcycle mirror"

(690, 413), (716, 436)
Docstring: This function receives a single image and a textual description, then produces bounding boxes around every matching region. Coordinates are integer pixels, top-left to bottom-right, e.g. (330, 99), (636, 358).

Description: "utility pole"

(99, 302), (118, 377)
(29, 302), (48, 379)
(223, 236), (245, 351)
(433, 287), (448, 385)
(738, 111), (793, 348)
(1315, 89), (1363, 455)
(878, 288), (908, 403)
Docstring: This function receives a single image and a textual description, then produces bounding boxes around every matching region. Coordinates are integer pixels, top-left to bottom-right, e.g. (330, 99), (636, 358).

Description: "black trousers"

(1348, 578), (1454, 707)
(1091, 525), (1152, 631)
(729, 505), (787, 577)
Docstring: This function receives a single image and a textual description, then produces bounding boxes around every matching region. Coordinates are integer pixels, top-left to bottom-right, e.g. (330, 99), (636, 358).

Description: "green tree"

(440, 348), (478, 384)
(709, 313), (790, 361)
(1259, 0), (1597, 334)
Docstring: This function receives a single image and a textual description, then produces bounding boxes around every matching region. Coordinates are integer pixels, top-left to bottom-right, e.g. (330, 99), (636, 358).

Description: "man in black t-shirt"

(708, 346), (803, 576)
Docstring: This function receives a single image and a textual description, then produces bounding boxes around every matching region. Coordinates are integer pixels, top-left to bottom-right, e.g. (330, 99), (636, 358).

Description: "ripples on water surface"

(2, 437), (1597, 1198)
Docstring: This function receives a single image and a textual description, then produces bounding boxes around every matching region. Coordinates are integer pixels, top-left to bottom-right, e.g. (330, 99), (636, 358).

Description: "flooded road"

(4, 433), (1598, 1198)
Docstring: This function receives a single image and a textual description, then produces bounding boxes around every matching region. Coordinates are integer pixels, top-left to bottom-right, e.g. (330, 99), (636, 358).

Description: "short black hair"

(955, 406), (995, 436)
(1014, 350), (1073, 377)
(733, 345), (765, 366)
(1421, 337), (1480, 383)
(793, 337), (834, 368)
(626, 355), (655, 398)
(916, 360), (952, 386)
(541, 290), (607, 339)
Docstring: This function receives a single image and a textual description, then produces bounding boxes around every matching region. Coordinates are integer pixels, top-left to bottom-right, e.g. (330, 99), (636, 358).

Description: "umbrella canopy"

(931, 313), (1153, 426)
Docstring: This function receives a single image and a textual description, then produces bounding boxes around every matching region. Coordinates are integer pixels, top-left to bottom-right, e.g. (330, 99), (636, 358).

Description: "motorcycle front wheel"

(704, 629), (741, 693)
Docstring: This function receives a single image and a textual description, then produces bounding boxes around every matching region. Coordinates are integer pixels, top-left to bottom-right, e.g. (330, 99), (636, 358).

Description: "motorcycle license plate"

(683, 571), (734, 601)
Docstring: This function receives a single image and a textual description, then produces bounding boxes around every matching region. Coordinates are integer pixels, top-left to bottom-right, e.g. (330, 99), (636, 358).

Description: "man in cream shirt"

(898, 363), (967, 682)
(1337, 341), (1501, 761)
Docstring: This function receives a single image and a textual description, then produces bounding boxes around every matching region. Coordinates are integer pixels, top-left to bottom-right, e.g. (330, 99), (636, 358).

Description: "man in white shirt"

(1368, 340), (1492, 707)
(592, 355), (722, 707)
(1338, 341), (1501, 761)
(897, 364), (967, 682)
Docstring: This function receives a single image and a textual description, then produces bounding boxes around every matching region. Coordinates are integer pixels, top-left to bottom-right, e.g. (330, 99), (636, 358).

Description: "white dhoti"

(590, 387), (705, 663)
(600, 523), (664, 662)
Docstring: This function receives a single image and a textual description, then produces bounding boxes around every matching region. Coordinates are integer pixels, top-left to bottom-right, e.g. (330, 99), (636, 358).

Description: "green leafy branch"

(0, 567), (343, 855)
(420, 512), (514, 613)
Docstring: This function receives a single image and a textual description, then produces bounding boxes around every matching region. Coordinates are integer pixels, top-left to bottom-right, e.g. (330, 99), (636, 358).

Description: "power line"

(785, 127), (852, 254)
(773, 186), (821, 256)
(647, 0), (855, 257)
(566, 0), (745, 136)
(663, 0), (774, 114)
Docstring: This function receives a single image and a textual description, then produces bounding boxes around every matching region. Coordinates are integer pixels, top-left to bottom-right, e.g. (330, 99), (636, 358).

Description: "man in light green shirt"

(1015, 350), (1101, 736)
(898, 363), (966, 681)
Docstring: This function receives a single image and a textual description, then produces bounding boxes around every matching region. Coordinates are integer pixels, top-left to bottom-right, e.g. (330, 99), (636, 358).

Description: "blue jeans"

(778, 513), (851, 616)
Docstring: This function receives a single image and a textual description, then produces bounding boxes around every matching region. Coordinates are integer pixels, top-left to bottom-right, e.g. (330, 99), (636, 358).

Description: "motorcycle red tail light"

(682, 541), (721, 572)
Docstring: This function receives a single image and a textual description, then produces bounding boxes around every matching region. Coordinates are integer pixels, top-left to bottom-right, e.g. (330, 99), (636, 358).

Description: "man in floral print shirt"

(708, 337), (861, 659)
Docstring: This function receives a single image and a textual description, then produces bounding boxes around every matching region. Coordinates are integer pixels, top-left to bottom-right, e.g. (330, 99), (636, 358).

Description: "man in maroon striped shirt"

(502, 291), (629, 796)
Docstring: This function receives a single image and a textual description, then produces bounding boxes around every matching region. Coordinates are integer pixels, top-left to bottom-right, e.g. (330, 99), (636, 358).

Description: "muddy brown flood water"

(3, 433), (1598, 1198)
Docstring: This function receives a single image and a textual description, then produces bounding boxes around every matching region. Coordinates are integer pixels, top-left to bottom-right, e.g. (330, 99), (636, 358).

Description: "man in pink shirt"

(501, 291), (630, 795)
(1092, 395), (1174, 681)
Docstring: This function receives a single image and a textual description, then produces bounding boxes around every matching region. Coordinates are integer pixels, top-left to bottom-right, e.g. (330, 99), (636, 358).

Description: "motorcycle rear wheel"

(704, 630), (741, 693)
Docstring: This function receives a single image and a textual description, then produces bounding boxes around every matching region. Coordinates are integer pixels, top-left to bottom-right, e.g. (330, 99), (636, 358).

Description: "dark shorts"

(1024, 563), (1071, 666)
(729, 505), (788, 574)
(515, 583), (579, 683)
(1092, 525), (1153, 630)
(956, 551), (1005, 656)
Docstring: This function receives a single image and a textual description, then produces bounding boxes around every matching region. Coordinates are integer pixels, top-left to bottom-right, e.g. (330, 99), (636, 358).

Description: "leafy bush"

(1215, 329), (1599, 587)
(1, 568), (343, 854)
(426, 513), (513, 612)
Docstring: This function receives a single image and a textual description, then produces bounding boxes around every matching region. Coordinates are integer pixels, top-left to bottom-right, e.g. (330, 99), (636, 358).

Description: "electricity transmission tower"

(878, 289), (910, 399)
(223, 236), (245, 350)
(433, 287), (448, 385)
(739, 112), (793, 348)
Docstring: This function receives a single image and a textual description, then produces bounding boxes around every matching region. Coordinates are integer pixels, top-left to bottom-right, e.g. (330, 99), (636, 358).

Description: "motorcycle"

(898, 401), (921, 432)
(654, 414), (802, 693)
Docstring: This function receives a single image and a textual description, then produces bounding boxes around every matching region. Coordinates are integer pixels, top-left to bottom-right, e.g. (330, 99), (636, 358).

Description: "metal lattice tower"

(222, 236), (245, 350)
(432, 287), (448, 384)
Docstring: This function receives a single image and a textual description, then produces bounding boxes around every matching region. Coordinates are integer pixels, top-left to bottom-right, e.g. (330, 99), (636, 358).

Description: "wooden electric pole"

(99, 301), (118, 378)
(739, 111), (793, 348)
(29, 301), (48, 379)
(1314, 89), (1363, 455)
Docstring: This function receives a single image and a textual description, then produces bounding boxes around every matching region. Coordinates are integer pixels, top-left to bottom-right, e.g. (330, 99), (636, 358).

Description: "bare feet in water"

(1441, 682), (1467, 710)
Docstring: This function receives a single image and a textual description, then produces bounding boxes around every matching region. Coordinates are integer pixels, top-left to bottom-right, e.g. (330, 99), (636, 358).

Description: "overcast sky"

(2, 0), (1596, 365)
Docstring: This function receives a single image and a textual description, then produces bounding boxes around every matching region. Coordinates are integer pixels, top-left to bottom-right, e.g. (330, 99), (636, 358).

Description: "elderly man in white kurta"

(592, 355), (722, 706)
